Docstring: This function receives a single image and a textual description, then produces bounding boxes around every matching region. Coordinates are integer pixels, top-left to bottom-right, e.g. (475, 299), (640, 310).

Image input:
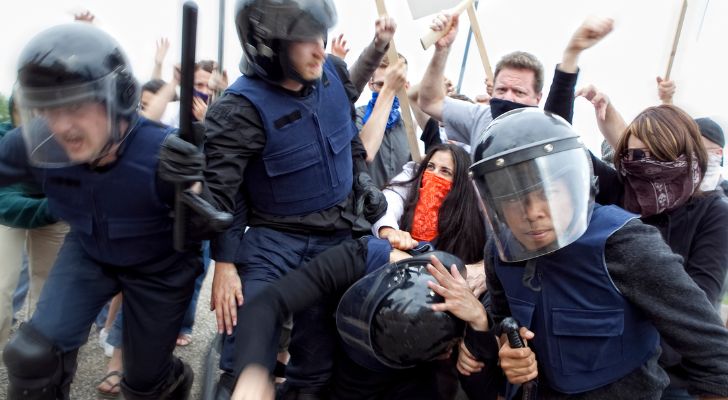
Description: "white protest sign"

(407, 0), (463, 19)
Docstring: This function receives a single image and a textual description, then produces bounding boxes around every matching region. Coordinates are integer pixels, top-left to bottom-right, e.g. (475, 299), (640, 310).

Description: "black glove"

(158, 134), (205, 183)
(354, 172), (387, 224)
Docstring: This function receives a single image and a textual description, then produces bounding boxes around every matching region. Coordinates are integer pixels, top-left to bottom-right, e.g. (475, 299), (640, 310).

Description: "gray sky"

(2, 0), (726, 157)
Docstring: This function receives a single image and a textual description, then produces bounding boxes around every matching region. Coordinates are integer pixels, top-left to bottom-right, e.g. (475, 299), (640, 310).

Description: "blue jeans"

(11, 254), (29, 317)
(180, 241), (211, 335)
(219, 226), (350, 389)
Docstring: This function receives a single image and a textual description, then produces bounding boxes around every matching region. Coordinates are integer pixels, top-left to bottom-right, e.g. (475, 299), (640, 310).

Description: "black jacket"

(592, 154), (728, 390)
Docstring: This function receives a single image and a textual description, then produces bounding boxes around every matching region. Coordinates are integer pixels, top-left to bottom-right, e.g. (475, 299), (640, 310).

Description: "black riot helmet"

(336, 251), (466, 370)
(235, 0), (336, 84)
(470, 108), (595, 262)
(16, 23), (139, 167)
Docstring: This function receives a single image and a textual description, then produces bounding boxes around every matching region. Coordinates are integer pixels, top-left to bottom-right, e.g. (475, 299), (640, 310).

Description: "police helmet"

(235, 0), (336, 83)
(470, 108), (595, 262)
(16, 23), (139, 166)
(336, 251), (466, 370)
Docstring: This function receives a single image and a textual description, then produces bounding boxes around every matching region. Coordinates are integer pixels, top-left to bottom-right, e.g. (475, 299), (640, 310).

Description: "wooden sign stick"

(374, 0), (422, 162)
(665, 0), (688, 81)
(466, 4), (493, 81)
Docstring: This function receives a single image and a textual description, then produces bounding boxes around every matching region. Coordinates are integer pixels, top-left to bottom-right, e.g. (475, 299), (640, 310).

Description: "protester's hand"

(443, 77), (455, 96)
(231, 365), (274, 400)
(158, 134), (204, 183)
(465, 261), (487, 297)
(74, 10), (95, 23)
(428, 255), (489, 330)
(374, 17), (397, 51)
(378, 227), (418, 250)
(155, 38), (170, 66)
(192, 97), (208, 120)
(457, 340), (485, 376)
(566, 16), (614, 54)
(576, 84), (610, 121)
(656, 76), (675, 105)
(431, 13), (459, 50)
(485, 77), (494, 96)
(383, 60), (407, 93)
(330, 33), (350, 59)
(498, 327), (537, 384)
(211, 261), (244, 335)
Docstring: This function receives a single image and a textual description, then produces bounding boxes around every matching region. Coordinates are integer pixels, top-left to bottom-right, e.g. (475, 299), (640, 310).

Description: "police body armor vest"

(226, 59), (356, 216)
(37, 118), (175, 266)
(494, 204), (660, 394)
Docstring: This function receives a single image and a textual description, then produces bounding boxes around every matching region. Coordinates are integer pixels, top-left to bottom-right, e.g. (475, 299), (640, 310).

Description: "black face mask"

(489, 97), (536, 119)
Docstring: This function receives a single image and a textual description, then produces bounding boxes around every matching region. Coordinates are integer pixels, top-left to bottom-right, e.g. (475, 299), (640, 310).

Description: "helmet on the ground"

(16, 23), (139, 166)
(235, 0), (336, 83)
(470, 108), (595, 262)
(336, 251), (466, 370)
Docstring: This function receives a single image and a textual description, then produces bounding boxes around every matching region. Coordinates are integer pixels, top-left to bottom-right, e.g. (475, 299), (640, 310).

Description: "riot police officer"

(467, 108), (728, 399)
(0, 23), (219, 399)
(203, 0), (386, 398)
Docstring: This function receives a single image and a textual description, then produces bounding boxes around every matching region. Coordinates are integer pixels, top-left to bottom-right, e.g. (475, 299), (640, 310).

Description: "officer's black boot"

(122, 359), (194, 400)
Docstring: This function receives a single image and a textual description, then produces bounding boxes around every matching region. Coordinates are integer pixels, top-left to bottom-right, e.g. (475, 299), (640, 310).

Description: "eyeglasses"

(622, 148), (652, 161)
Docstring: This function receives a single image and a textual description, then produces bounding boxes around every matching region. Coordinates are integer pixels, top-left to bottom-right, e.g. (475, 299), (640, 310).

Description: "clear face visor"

(16, 74), (120, 167)
(472, 148), (594, 262)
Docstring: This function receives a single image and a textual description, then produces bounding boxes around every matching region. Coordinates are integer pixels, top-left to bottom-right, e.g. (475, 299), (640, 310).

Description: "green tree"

(0, 93), (9, 124)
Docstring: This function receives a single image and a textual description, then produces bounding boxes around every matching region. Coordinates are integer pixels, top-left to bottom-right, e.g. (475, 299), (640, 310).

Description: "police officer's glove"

(158, 134), (205, 183)
(354, 172), (387, 224)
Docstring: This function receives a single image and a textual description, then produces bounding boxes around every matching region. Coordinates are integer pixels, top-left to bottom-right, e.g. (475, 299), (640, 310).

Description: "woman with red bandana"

(589, 104), (728, 400)
(373, 143), (487, 291)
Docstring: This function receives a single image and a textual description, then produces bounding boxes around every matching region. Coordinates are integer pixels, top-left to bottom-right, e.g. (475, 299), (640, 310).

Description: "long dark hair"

(390, 144), (486, 263)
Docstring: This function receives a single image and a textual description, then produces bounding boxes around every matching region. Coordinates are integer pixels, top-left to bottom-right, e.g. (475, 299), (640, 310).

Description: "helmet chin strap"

(89, 115), (135, 168)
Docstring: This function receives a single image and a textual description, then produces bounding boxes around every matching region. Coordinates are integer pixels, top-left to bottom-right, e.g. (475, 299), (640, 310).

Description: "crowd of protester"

(0, 1), (727, 400)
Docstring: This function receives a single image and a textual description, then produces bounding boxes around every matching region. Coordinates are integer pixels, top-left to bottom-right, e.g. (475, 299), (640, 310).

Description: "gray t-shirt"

(442, 97), (493, 157)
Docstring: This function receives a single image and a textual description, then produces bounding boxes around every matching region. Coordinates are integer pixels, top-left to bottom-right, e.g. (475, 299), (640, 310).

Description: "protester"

(418, 14), (613, 154)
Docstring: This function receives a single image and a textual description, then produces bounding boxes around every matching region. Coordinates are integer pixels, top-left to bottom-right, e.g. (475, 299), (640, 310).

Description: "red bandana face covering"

(619, 154), (701, 217)
(411, 170), (453, 242)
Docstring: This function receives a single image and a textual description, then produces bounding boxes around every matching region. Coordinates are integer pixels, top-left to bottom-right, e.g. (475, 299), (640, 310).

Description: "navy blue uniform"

(0, 117), (202, 396)
(206, 57), (365, 392)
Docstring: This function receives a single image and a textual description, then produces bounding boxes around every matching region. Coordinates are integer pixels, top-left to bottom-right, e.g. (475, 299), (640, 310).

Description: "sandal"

(176, 333), (193, 347)
(96, 370), (122, 399)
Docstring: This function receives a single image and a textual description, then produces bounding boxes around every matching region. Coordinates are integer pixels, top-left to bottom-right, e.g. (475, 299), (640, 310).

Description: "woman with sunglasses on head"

(580, 90), (728, 400)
